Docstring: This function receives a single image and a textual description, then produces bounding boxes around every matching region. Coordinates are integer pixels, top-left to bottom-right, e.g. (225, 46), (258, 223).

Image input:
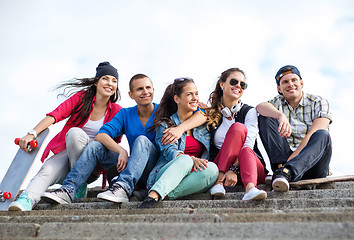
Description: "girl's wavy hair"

(206, 68), (245, 130)
(149, 78), (194, 132)
(55, 77), (120, 126)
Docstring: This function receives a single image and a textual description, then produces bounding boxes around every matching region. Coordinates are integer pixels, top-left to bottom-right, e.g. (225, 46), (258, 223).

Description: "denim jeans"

(258, 116), (332, 181)
(115, 135), (159, 195)
(61, 141), (118, 200)
(61, 136), (159, 200)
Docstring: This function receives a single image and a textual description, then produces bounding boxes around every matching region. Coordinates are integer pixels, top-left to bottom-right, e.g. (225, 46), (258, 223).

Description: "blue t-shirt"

(98, 103), (158, 152)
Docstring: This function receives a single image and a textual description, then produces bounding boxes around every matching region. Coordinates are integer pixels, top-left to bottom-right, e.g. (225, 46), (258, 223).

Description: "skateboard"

(0, 128), (50, 211)
(290, 175), (354, 190)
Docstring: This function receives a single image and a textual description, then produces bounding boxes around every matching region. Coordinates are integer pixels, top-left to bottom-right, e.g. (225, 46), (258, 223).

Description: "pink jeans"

(213, 122), (266, 188)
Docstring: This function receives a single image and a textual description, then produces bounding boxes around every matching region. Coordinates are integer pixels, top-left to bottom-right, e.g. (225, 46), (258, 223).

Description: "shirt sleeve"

(243, 108), (258, 149)
(98, 109), (125, 138)
(314, 97), (333, 124)
(155, 122), (183, 161)
(268, 95), (282, 110)
(46, 91), (83, 123)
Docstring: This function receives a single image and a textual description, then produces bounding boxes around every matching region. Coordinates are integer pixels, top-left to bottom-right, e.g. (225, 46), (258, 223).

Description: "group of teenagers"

(8, 61), (332, 211)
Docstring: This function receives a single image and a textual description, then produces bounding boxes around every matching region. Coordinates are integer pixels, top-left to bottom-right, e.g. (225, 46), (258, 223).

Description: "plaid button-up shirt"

(269, 92), (332, 151)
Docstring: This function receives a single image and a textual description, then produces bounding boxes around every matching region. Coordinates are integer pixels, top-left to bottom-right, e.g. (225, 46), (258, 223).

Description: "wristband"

(191, 156), (196, 162)
(27, 129), (37, 138)
(229, 164), (240, 175)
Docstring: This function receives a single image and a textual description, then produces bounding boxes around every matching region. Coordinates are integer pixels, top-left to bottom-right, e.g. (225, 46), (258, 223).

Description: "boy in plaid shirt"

(257, 65), (332, 192)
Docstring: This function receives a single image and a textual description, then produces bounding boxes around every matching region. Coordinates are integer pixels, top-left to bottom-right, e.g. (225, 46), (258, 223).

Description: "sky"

(1, 0), (353, 189)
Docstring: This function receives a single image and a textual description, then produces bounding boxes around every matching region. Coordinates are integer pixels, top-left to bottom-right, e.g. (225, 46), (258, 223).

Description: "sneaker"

(97, 184), (129, 203)
(132, 189), (148, 201)
(242, 187), (267, 201)
(265, 175), (273, 185)
(138, 196), (159, 209)
(8, 192), (32, 211)
(272, 167), (293, 192)
(41, 189), (72, 204)
(210, 184), (226, 197)
(75, 183), (88, 199)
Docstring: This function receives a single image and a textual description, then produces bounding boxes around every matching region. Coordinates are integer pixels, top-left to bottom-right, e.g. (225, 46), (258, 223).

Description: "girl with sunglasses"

(139, 78), (218, 208)
(207, 68), (268, 200)
(8, 62), (122, 211)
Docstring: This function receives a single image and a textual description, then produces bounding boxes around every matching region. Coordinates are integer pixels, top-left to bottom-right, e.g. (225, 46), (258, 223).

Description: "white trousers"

(25, 127), (90, 206)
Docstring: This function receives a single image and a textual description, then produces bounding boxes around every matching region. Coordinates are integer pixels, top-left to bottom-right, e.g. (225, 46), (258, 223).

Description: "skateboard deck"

(290, 175), (354, 189)
(0, 128), (50, 211)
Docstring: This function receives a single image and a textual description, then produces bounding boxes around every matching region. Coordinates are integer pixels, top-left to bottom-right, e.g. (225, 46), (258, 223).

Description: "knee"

(239, 146), (254, 157)
(258, 116), (277, 129)
(314, 129), (330, 138)
(38, 162), (59, 178)
(312, 129), (331, 143)
(174, 155), (194, 169)
(228, 122), (247, 136)
(66, 127), (85, 141)
(133, 135), (151, 148)
(202, 162), (219, 179)
(86, 141), (105, 151)
(208, 162), (219, 175)
(258, 115), (268, 125)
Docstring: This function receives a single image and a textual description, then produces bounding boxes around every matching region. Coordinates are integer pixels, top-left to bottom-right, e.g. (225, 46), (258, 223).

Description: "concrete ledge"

(36, 222), (354, 239)
(32, 197), (354, 211)
(1, 211), (353, 224)
(0, 223), (40, 238)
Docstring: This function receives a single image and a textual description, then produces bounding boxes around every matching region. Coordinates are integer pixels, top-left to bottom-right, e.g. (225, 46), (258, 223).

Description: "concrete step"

(83, 181), (354, 199)
(2, 206), (353, 217)
(1, 222), (353, 239)
(34, 187), (353, 203)
(178, 188), (354, 200)
(1, 209), (353, 224)
(31, 197), (354, 211)
(1, 180), (353, 239)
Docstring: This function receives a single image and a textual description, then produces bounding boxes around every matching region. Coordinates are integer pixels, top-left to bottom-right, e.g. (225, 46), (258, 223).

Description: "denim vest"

(147, 112), (210, 188)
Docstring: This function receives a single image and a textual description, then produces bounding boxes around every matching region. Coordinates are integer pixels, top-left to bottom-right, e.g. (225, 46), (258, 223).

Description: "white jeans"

(25, 127), (90, 206)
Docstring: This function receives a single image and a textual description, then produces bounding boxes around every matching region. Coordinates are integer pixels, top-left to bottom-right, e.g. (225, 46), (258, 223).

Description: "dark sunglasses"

(229, 78), (248, 90)
(174, 77), (193, 83)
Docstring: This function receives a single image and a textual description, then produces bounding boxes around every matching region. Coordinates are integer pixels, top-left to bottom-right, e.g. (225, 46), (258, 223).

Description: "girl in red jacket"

(8, 62), (122, 211)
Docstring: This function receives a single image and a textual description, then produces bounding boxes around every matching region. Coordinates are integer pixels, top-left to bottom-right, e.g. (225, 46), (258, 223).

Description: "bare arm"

(256, 102), (291, 138)
(19, 115), (55, 153)
(161, 110), (207, 145)
(94, 133), (129, 173)
(287, 117), (330, 161)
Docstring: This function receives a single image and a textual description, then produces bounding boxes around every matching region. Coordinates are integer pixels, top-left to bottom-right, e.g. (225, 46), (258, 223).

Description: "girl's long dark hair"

(149, 78), (194, 132)
(206, 68), (245, 130)
(56, 77), (120, 126)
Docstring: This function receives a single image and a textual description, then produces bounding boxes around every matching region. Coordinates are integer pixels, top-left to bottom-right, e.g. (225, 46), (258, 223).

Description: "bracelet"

(229, 164), (240, 175)
(191, 156), (196, 162)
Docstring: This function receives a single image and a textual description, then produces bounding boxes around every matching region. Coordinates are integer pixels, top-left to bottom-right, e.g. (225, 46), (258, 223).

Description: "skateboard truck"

(0, 190), (11, 202)
(14, 138), (38, 150)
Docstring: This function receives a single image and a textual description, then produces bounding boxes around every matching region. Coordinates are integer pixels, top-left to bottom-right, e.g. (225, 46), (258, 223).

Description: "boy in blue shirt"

(41, 74), (206, 204)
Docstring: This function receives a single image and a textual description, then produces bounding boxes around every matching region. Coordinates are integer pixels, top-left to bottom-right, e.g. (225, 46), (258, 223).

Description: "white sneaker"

(242, 187), (267, 201)
(272, 177), (290, 192)
(97, 184), (129, 203)
(41, 189), (72, 204)
(210, 184), (226, 197)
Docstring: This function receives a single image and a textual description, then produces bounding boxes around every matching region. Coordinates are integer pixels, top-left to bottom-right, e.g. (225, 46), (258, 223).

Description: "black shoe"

(106, 166), (120, 188)
(138, 196), (159, 209)
(133, 189), (148, 201)
(272, 167), (293, 192)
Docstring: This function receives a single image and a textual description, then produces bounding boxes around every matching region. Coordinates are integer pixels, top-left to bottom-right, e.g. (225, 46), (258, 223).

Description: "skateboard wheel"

(30, 140), (38, 148)
(3, 192), (11, 199)
(14, 138), (20, 145)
